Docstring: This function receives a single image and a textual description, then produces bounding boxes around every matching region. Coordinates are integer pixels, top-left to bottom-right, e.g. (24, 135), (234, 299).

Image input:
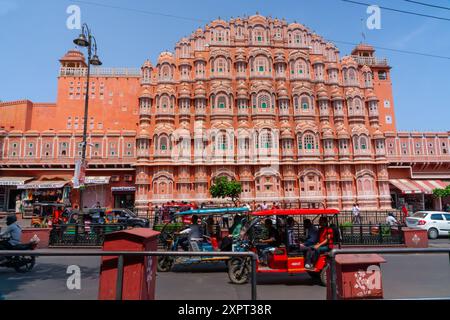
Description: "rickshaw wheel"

(319, 265), (328, 286)
(157, 256), (174, 272)
(228, 258), (250, 284)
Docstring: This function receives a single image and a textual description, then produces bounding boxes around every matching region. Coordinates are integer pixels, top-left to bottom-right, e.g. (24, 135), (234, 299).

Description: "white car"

(405, 211), (450, 239)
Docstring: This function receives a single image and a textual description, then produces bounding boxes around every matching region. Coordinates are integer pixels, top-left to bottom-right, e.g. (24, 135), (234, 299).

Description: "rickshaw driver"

(256, 219), (281, 266)
(304, 217), (334, 270)
(178, 214), (204, 251)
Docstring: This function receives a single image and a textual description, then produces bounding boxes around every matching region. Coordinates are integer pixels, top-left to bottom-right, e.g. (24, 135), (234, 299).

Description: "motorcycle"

(0, 235), (39, 273)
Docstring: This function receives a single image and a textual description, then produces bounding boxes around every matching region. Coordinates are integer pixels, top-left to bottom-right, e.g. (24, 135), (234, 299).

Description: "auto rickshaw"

(157, 206), (250, 272)
(31, 203), (69, 228)
(227, 208), (341, 286)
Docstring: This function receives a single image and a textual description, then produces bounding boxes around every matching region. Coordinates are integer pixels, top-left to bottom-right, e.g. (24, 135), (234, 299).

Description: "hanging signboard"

(73, 160), (88, 189)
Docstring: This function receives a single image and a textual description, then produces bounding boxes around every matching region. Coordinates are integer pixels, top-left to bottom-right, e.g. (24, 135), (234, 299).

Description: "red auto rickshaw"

(227, 208), (341, 286)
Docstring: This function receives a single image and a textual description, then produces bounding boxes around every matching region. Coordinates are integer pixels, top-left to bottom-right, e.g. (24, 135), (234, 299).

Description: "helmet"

(6, 214), (17, 226)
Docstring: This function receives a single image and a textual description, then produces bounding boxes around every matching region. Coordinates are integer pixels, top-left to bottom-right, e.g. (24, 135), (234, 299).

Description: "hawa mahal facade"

(1, 15), (449, 216)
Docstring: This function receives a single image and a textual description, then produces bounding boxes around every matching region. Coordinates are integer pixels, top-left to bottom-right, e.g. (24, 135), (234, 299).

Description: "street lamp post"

(73, 24), (102, 219)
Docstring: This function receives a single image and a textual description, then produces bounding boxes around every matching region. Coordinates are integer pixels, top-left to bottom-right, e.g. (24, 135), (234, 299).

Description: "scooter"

(0, 235), (39, 273)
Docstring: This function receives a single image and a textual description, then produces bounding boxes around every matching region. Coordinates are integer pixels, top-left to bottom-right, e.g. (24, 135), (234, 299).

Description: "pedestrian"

(445, 203), (450, 213)
(401, 203), (409, 223)
(15, 195), (22, 216)
(352, 203), (361, 224)
(261, 201), (269, 210)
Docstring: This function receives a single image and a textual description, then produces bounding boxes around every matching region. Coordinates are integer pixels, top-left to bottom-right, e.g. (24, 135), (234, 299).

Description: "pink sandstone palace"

(1, 15), (449, 216)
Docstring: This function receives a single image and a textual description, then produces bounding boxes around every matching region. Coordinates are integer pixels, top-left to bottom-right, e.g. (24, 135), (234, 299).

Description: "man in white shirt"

(261, 201), (269, 210)
(386, 213), (398, 226)
(352, 203), (361, 224)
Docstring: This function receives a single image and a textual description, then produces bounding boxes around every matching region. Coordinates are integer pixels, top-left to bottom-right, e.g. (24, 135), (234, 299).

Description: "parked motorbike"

(0, 235), (39, 273)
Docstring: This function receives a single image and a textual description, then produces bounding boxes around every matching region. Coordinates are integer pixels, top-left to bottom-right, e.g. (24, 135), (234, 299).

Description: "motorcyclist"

(0, 215), (22, 251)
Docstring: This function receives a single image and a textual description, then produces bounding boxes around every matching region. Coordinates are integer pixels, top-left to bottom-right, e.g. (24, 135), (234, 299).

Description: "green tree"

(432, 185), (450, 199)
(209, 176), (242, 205)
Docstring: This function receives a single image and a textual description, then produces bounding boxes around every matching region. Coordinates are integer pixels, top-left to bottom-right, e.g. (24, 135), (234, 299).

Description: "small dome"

(178, 84), (191, 98)
(316, 85), (329, 100)
(139, 88), (153, 99)
(331, 87), (343, 100)
(366, 89), (378, 101)
(287, 22), (305, 30)
(194, 83), (206, 98)
(138, 128), (150, 139)
(158, 51), (175, 64)
(312, 56), (325, 65)
(341, 55), (358, 67)
(372, 128), (384, 139)
(237, 82), (249, 98)
(141, 59), (153, 69)
(361, 65), (371, 73)
(277, 82), (289, 99)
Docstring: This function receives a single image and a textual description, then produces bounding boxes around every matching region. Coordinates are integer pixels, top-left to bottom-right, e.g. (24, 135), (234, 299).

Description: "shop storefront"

(390, 179), (448, 212)
(17, 180), (71, 218)
(0, 177), (34, 212)
(81, 176), (111, 208)
(111, 186), (136, 209)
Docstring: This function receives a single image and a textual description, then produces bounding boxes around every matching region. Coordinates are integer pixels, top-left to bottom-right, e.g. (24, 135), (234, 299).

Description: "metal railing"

(339, 224), (404, 246)
(49, 224), (126, 247)
(0, 250), (258, 300)
(328, 247), (450, 300)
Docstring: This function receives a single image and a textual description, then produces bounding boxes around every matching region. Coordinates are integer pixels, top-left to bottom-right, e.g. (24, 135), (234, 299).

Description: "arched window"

(255, 56), (269, 73)
(254, 28), (265, 43)
(159, 136), (169, 151)
(260, 130), (273, 148)
(215, 57), (227, 74)
(304, 134), (315, 150)
(258, 93), (270, 109)
(217, 95), (227, 109)
(160, 64), (171, 80)
(354, 98), (362, 112)
(294, 32), (302, 45)
(218, 133), (228, 150)
(160, 95), (170, 109)
(359, 136), (368, 150)
(301, 95), (310, 110)
(296, 60), (306, 75)
(348, 68), (357, 83)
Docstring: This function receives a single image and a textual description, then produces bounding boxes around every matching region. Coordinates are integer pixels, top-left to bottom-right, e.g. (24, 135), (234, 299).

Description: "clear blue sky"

(0, 0), (449, 131)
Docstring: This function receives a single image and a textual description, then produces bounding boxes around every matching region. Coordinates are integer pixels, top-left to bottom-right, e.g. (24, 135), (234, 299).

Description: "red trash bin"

(98, 228), (160, 300)
(327, 254), (386, 300)
(402, 227), (428, 248)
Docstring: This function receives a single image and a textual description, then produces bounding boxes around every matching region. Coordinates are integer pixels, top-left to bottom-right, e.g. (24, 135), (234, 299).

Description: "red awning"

(389, 179), (448, 194)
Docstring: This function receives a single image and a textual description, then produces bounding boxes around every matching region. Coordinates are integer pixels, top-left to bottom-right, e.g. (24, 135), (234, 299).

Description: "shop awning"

(17, 180), (69, 190)
(389, 179), (448, 194)
(85, 176), (111, 185)
(0, 177), (33, 186)
(111, 186), (136, 192)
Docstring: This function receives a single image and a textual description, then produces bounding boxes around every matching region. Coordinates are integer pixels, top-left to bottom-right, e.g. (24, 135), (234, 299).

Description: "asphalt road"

(1, 240), (449, 300)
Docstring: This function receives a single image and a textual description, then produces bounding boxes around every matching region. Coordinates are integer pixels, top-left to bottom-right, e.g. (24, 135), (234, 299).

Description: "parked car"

(405, 211), (450, 239)
(106, 208), (150, 228)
